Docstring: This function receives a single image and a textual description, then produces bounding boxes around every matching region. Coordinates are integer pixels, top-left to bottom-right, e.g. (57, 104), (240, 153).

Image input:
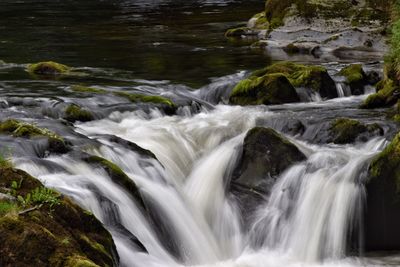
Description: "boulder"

(0, 167), (118, 267)
(230, 127), (306, 220)
(365, 132), (400, 251)
(329, 118), (384, 144)
(229, 73), (300, 105)
(63, 104), (94, 123)
(338, 64), (368, 95)
(27, 61), (70, 76)
(360, 79), (400, 109)
(251, 62), (338, 99)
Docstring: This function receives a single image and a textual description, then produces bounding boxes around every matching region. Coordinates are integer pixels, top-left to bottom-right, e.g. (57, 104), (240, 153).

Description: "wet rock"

(338, 64), (368, 95)
(250, 62), (338, 99)
(108, 135), (157, 160)
(83, 155), (146, 210)
(361, 79), (400, 109)
(63, 104), (94, 123)
(365, 132), (400, 251)
(229, 73), (299, 106)
(230, 127), (306, 220)
(0, 167), (118, 267)
(0, 119), (69, 154)
(27, 61), (70, 76)
(328, 118), (384, 144)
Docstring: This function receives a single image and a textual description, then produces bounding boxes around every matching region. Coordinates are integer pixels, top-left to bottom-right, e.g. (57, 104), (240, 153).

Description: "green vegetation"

(361, 79), (398, 109)
(27, 61), (70, 75)
(0, 119), (63, 141)
(64, 104), (94, 122)
(0, 167), (117, 266)
(225, 27), (253, 38)
(338, 64), (365, 84)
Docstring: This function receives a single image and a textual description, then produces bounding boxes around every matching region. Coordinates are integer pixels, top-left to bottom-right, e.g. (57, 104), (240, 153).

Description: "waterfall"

(13, 105), (388, 267)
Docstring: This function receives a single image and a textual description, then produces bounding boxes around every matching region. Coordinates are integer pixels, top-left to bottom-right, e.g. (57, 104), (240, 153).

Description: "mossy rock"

(83, 155), (145, 209)
(229, 73), (300, 106)
(115, 91), (176, 114)
(251, 61), (338, 99)
(364, 132), (400, 251)
(0, 167), (118, 267)
(27, 61), (70, 76)
(225, 27), (258, 38)
(329, 118), (383, 144)
(248, 12), (270, 30)
(71, 85), (107, 94)
(0, 119), (68, 154)
(338, 64), (368, 95)
(230, 127), (306, 222)
(64, 104), (94, 123)
(360, 79), (399, 109)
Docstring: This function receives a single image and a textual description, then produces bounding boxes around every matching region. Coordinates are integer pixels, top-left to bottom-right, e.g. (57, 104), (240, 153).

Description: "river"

(1, 0), (399, 266)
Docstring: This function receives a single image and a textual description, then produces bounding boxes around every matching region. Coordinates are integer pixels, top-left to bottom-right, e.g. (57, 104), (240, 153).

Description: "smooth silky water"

(1, 0), (400, 266)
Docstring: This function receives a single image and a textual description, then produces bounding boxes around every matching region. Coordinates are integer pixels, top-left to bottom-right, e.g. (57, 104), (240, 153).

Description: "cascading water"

(12, 103), (390, 267)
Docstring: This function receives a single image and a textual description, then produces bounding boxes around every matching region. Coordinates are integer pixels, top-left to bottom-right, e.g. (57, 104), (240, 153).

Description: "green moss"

(370, 132), (400, 193)
(0, 201), (18, 216)
(229, 73), (300, 105)
(330, 118), (367, 144)
(64, 105), (94, 123)
(361, 79), (399, 109)
(65, 255), (100, 267)
(0, 119), (63, 141)
(251, 12), (270, 29)
(225, 27), (254, 38)
(27, 61), (70, 75)
(338, 64), (365, 83)
(71, 85), (107, 94)
(79, 235), (110, 259)
(115, 91), (175, 108)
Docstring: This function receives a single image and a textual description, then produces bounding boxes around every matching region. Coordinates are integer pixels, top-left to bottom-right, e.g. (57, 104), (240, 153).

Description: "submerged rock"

(64, 104), (94, 123)
(230, 127), (306, 220)
(229, 73), (299, 105)
(27, 61), (70, 76)
(365, 132), (400, 251)
(0, 119), (69, 154)
(338, 64), (368, 95)
(329, 118), (384, 144)
(0, 167), (118, 266)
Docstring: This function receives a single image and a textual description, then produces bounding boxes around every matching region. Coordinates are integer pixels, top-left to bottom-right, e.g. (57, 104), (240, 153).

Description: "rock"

(0, 167), (118, 267)
(251, 62), (338, 99)
(71, 85), (107, 94)
(64, 104), (94, 123)
(225, 27), (259, 38)
(230, 127), (306, 220)
(83, 155), (145, 210)
(360, 79), (400, 109)
(27, 61), (70, 76)
(115, 91), (177, 115)
(108, 135), (157, 160)
(338, 64), (368, 95)
(229, 73), (300, 105)
(329, 118), (384, 144)
(365, 132), (400, 251)
(0, 119), (69, 154)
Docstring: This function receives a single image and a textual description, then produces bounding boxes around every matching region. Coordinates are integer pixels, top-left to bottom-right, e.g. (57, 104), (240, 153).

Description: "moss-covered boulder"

(0, 119), (68, 154)
(251, 62), (338, 99)
(71, 85), (107, 94)
(360, 79), (400, 109)
(247, 12), (269, 30)
(0, 167), (118, 267)
(27, 61), (70, 76)
(338, 64), (368, 95)
(364, 132), (400, 251)
(329, 118), (383, 144)
(230, 127), (306, 221)
(64, 104), (94, 123)
(229, 73), (300, 106)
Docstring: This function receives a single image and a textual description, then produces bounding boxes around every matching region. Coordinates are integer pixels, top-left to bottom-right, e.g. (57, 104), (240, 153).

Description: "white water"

(13, 104), (393, 267)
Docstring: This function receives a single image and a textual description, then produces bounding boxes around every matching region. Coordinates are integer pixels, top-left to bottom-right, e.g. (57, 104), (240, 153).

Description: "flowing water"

(1, 0), (400, 266)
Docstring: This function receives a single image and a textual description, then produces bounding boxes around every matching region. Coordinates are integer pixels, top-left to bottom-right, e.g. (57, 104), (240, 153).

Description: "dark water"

(0, 0), (266, 87)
